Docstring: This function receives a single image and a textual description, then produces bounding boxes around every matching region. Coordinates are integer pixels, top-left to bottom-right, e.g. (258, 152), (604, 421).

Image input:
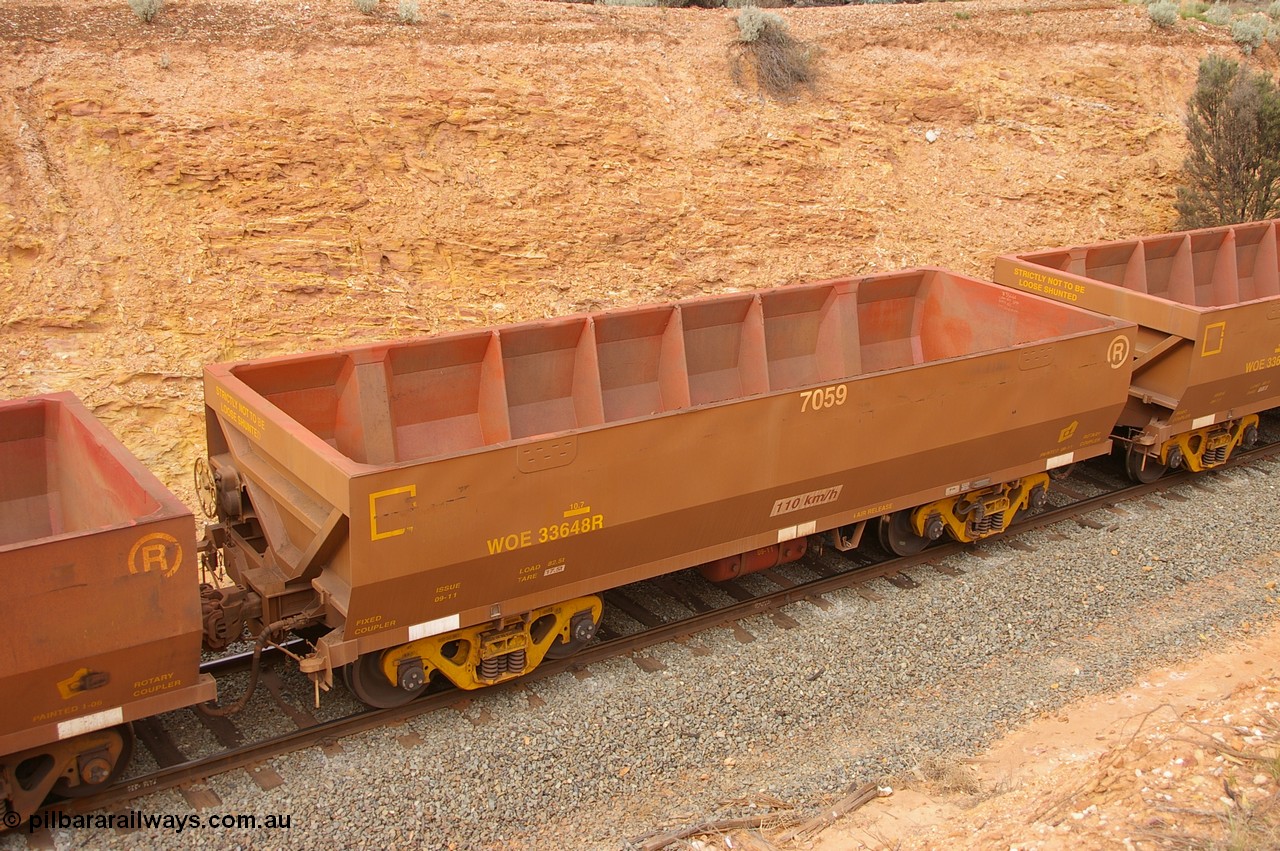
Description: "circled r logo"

(128, 532), (183, 578)
(1107, 335), (1131, 369)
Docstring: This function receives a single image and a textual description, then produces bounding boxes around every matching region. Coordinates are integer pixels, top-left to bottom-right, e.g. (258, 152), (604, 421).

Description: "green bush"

(354, 0), (378, 13)
(1205, 2), (1232, 26)
(128, 0), (162, 22)
(1148, 0), (1178, 27)
(1270, 0), (1280, 21)
(1231, 14), (1269, 52)
(1176, 56), (1280, 228)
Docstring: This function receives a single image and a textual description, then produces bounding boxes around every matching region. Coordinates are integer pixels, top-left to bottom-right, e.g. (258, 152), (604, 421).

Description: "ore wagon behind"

(0, 394), (214, 823)
(995, 219), (1280, 480)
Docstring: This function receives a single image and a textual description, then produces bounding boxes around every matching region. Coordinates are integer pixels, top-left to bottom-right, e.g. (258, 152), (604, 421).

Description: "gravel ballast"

(6, 459), (1280, 851)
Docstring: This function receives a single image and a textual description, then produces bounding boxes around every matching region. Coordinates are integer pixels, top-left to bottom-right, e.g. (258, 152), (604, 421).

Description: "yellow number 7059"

(799, 384), (848, 412)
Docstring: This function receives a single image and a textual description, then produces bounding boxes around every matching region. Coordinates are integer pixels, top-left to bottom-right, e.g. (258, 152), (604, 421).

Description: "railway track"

(20, 422), (1280, 837)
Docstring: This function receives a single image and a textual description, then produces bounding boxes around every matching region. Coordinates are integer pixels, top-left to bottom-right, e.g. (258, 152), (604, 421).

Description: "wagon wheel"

(193, 457), (219, 519)
(52, 723), (135, 798)
(544, 610), (601, 661)
(1124, 446), (1167, 484)
(343, 652), (426, 709)
(878, 510), (931, 557)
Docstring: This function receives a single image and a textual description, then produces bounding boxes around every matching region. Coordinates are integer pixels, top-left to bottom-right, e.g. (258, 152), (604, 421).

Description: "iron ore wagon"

(197, 268), (1136, 708)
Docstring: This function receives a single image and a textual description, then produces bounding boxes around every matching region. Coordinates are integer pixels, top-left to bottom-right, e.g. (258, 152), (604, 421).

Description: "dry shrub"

(129, 0), (162, 22)
(917, 755), (983, 796)
(730, 7), (817, 100)
(397, 0), (422, 23)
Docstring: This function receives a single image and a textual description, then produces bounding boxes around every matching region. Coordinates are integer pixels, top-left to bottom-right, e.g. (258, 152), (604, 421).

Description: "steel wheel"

(878, 510), (931, 557)
(1124, 446), (1166, 484)
(52, 723), (134, 798)
(544, 610), (601, 660)
(343, 652), (426, 708)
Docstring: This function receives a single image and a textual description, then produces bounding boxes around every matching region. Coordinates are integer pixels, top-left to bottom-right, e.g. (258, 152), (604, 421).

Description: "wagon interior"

(228, 269), (1118, 465)
(0, 398), (160, 547)
(1017, 219), (1280, 307)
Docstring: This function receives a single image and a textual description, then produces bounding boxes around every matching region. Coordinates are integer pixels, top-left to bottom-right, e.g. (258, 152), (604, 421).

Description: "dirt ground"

(2, 0), (1277, 847)
(812, 610), (1280, 850)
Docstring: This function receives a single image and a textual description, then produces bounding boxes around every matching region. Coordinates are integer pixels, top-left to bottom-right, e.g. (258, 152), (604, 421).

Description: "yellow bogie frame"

(377, 595), (603, 692)
(1157, 414), (1259, 472)
(909, 473), (1051, 544)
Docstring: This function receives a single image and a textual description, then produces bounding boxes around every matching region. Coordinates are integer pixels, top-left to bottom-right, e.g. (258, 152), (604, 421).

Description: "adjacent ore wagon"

(995, 219), (1280, 482)
(198, 268), (1136, 707)
(0, 394), (215, 823)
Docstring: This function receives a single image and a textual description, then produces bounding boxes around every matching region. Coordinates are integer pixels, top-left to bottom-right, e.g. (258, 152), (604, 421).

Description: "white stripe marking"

(1047, 452), (1075, 470)
(777, 526), (798, 543)
(408, 614), (461, 641)
(57, 707), (124, 740)
(797, 520), (817, 536)
(1192, 414), (1216, 430)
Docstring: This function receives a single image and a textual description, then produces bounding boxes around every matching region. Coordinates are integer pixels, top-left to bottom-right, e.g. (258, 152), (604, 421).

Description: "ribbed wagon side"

(994, 219), (1280, 481)
(200, 269), (1135, 707)
(0, 394), (215, 824)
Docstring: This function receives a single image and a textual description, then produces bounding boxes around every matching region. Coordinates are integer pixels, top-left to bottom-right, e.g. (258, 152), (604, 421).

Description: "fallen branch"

(634, 816), (793, 851)
(775, 781), (885, 843)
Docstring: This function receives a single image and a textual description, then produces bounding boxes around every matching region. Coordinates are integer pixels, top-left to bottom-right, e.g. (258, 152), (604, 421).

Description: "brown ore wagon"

(995, 219), (1280, 482)
(0, 393), (215, 823)
(200, 268), (1137, 708)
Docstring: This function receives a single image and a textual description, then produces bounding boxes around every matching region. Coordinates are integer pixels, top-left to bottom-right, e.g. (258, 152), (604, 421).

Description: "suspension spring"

(479, 656), (502, 679)
(506, 649), (526, 674)
(1203, 445), (1227, 467)
(968, 511), (1004, 538)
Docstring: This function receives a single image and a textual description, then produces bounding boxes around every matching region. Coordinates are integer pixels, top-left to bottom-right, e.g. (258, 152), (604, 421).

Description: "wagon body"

(204, 269), (1134, 675)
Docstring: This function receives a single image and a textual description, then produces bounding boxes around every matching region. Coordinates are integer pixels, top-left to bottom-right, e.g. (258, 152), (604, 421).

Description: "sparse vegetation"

(1175, 56), (1280, 229)
(730, 6), (818, 99)
(1148, 0), (1179, 27)
(397, 0), (421, 23)
(1181, 1), (1211, 20)
(735, 6), (779, 42)
(918, 755), (983, 795)
(1270, 0), (1280, 21)
(1206, 1), (1232, 25)
(354, 0), (378, 13)
(128, 0), (162, 23)
(1232, 14), (1270, 52)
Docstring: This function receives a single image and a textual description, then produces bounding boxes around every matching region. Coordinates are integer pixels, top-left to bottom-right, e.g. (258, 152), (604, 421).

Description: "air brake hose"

(197, 614), (311, 717)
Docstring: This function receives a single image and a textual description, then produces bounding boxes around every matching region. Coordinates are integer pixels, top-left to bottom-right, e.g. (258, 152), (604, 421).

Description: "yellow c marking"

(370, 485), (416, 541)
(1202, 322), (1226, 357)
